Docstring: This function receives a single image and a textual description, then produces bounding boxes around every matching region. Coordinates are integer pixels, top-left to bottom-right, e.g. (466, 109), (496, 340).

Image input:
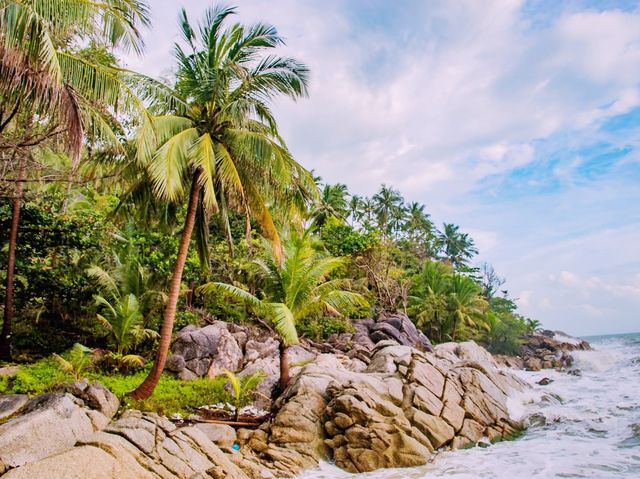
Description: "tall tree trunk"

(451, 315), (459, 342)
(0, 154), (25, 361)
(131, 171), (201, 400)
(279, 341), (290, 392)
(186, 280), (195, 309)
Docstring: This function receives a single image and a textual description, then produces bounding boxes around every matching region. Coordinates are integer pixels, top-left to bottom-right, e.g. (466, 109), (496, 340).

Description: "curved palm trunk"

(131, 171), (201, 400)
(279, 341), (290, 392)
(0, 154), (25, 361)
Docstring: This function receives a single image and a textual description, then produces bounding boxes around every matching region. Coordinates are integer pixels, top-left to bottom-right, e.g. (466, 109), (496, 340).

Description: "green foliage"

(222, 369), (266, 419)
(298, 315), (355, 341)
(173, 311), (201, 332)
(320, 219), (377, 257)
(0, 359), (230, 417)
(0, 358), (66, 395)
(102, 372), (229, 417)
(200, 230), (368, 347)
(409, 261), (488, 342)
(94, 293), (158, 355)
(52, 343), (94, 380)
(482, 311), (527, 355)
(0, 194), (115, 355)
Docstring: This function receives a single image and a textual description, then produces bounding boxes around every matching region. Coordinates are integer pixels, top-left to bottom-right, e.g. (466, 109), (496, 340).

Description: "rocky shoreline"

(0, 316), (589, 478)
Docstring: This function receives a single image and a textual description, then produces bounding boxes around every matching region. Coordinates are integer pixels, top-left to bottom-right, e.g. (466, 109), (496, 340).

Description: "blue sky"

(129, 0), (640, 335)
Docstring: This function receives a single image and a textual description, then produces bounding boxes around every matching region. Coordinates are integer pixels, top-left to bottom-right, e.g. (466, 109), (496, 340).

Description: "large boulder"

(241, 341), (527, 476)
(167, 322), (244, 379)
(61, 380), (120, 419)
(520, 330), (590, 370)
(0, 393), (105, 472)
(2, 410), (250, 479)
(434, 341), (499, 368)
(368, 313), (433, 352)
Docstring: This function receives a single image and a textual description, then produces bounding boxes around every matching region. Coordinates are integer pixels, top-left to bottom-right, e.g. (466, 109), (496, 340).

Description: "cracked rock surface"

(0, 339), (529, 478)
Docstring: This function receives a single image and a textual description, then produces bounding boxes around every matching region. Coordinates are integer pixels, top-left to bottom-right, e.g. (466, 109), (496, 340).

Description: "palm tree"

(0, 0), (151, 360)
(131, 6), (315, 399)
(372, 185), (404, 236)
(94, 293), (158, 358)
(86, 237), (166, 319)
(359, 197), (376, 230)
(404, 202), (433, 240)
(200, 231), (367, 391)
(525, 318), (542, 333)
(446, 274), (487, 341)
(409, 261), (451, 342)
(311, 183), (349, 229)
(88, 246), (161, 363)
(348, 194), (363, 225)
(437, 223), (479, 268)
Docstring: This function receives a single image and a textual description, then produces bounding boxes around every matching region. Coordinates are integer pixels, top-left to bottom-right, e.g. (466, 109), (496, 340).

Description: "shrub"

(298, 315), (355, 341)
(173, 310), (201, 331)
(1, 359), (67, 395)
(52, 343), (94, 380)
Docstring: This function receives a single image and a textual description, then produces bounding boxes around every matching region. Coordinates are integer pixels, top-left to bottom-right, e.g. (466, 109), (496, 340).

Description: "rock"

(524, 357), (542, 371)
(178, 368), (198, 381)
(259, 341), (527, 476)
(0, 393), (96, 470)
(166, 354), (186, 372)
(173, 323), (222, 361)
(537, 377), (553, 386)
(0, 394), (28, 420)
(0, 337), (532, 478)
(3, 411), (250, 479)
(239, 355), (280, 409)
(368, 313), (433, 352)
(62, 380), (120, 419)
(207, 329), (244, 377)
(460, 419), (485, 443)
(0, 365), (19, 377)
(0, 445), (153, 479)
(195, 423), (237, 450)
(519, 330), (590, 370)
(287, 345), (317, 369)
(435, 341), (498, 368)
(169, 322), (248, 378)
(493, 355), (524, 369)
(410, 409), (455, 448)
(244, 337), (279, 364)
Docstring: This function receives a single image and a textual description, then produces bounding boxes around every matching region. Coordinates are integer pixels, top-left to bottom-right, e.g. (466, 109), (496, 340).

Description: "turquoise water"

(300, 333), (640, 479)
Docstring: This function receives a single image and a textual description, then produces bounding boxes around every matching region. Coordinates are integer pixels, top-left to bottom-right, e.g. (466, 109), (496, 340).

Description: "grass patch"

(0, 359), (231, 417)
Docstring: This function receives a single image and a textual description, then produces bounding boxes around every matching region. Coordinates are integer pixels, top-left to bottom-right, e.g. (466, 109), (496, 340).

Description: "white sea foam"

(298, 333), (640, 479)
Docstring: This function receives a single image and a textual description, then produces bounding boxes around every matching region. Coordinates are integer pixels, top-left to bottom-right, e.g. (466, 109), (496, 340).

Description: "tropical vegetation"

(0, 1), (541, 414)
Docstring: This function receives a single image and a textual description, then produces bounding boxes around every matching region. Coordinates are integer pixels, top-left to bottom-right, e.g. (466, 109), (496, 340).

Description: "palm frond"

(269, 302), (298, 345)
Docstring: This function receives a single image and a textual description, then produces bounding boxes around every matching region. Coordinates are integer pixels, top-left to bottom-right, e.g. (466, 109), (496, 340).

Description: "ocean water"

(299, 333), (640, 479)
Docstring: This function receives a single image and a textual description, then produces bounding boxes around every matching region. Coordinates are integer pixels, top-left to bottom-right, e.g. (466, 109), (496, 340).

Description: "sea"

(299, 332), (640, 479)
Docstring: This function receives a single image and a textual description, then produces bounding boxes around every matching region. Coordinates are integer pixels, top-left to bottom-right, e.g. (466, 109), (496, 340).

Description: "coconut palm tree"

(372, 185), (404, 236)
(404, 202), (433, 240)
(446, 273), (487, 341)
(348, 194), (363, 225)
(359, 197), (376, 229)
(437, 223), (479, 268)
(409, 261), (451, 342)
(311, 183), (350, 229)
(131, 6), (315, 399)
(0, 0), (151, 360)
(200, 231), (367, 391)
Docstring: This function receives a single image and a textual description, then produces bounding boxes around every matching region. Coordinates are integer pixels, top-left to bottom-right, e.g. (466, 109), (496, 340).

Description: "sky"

(126, 0), (640, 336)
